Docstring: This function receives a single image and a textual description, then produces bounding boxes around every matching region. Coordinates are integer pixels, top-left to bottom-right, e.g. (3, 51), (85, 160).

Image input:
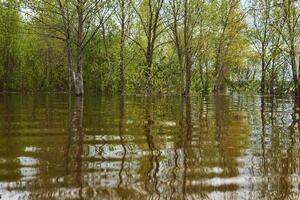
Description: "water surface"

(0, 94), (299, 199)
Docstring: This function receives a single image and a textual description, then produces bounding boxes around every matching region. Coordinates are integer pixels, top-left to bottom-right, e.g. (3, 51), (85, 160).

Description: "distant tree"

(129, 0), (165, 94)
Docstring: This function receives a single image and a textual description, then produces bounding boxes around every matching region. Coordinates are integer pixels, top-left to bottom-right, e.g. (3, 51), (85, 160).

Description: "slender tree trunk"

(66, 32), (75, 94)
(184, 0), (191, 96)
(214, 38), (224, 93)
(145, 0), (153, 95)
(261, 46), (266, 94)
(261, 69), (266, 94)
(102, 24), (113, 92)
(270, 60), (275, 95)
(199, 63), (206, 93)
(57, 0), (75, 94)
(171, 0), (185, 95)
(119, 0), (125, 94)
(178, 48), (185, 95)
(199, 14), (206, 94)
(285, 0), (300, 95)
(213, 1), (237, 93)
(174, 27), (184, 95)
(145, 33), (153, 95)
(205, 61), (209, 93)
(145, 55), (153, 95)
(75, 1), (84, 96)
(214, 62), (223, 92)
(290, 43), (299, 95)
(132, 0), (164, 95)
(73, 66), (84, 95)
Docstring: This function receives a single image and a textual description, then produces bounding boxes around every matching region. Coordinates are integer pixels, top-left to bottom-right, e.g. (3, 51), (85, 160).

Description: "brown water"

(0, 94), (299, 200)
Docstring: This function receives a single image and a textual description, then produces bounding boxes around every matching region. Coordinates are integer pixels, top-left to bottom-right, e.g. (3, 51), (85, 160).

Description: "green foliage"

(0, 0), (21, 90)
(0, 0), (297, 94)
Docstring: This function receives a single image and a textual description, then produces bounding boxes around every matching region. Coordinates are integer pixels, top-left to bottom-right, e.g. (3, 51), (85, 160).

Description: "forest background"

(0, 0), (299, 96)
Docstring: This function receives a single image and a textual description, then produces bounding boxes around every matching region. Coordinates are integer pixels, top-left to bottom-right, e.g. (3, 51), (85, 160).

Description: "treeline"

(0, 0), (299, 96)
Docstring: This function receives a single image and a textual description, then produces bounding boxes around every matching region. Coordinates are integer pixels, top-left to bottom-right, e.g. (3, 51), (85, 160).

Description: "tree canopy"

(0, 0), (299, 95)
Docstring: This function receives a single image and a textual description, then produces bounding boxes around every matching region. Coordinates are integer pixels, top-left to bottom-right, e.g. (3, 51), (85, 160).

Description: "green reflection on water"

(0, 94), (299, 199)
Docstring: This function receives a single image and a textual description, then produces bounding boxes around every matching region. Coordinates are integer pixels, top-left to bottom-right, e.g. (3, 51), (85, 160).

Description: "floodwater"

(0, 94), (299, 200)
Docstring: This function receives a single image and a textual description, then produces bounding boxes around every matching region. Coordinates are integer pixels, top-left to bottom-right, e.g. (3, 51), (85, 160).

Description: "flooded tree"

(2, 0), (300, 95)
(129, 0), (165, 94)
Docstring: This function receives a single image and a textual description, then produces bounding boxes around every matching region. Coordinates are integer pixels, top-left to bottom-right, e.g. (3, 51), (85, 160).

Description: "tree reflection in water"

(118, 95), (126, 188)
(65, 96), (84, 199)
(256, 96), (300, 200)
(0, 94), (300, 199)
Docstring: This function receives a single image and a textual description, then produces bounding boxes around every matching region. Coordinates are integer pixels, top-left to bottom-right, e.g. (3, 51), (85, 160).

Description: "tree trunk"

(145, 58), (152, 95)
(75, 0), (84, 96)
(270, 60), (275, 95)
(290, 48), (299, 95)
(74, 73), (84, 96)
(291, 51), (299, 96)
(179, 49), (185, 95)
(261, 70), (266, 95)
(261, 46), (266, 94)
(171, 1), (185, 95)
(57, 0), (75, 94)
(214, 54), (224, 93)
(184, 0), (191, 96)
(102, 24), (113, 92)
(145, 1), (153, 95)
(204, 61), (209, 93)
(119, 0), (125, 94)
(214, 38), (224, 93)
(66, 32), (74, 93)
(285, 0), (299, 96)
(174, 28), (184, 95)
(214, 66), (223, 92)
(145, 25), (153, 95)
